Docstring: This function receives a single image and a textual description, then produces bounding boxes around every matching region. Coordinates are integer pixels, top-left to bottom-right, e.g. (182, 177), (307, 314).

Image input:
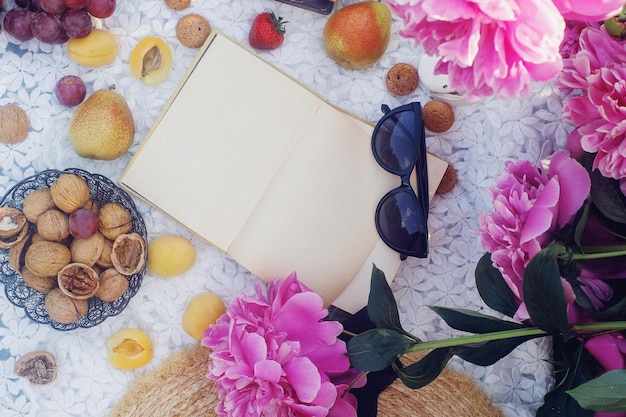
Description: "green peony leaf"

(537, 338), (596, 417)
(367, 264), (405, 334)
(347, 328), (412, 372)
(452, 335), (541, 366)
(567, 370), (626, 412)
(589, 165), (626, 224)
(592, 297), (626, 321)
(393, 348), (454, 389)
(573, 202), (590, 250)
(523, 244), (570, 339)
(430, 306), (528, 334)
(475, 253), (518, 318)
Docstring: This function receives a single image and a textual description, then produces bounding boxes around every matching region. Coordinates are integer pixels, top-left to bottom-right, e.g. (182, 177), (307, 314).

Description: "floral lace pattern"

(0, 0), (574, 416)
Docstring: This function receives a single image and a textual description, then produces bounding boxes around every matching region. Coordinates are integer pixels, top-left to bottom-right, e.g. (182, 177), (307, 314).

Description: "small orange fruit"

(106, 328), (153, 370)
(129, 36), (173, 86)
(182, 292), (226, 340)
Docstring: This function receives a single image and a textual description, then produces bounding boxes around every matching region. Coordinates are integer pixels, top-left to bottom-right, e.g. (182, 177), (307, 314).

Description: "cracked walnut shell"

(14, 350), (57, 385)
(0, 207), (28, 243)
(111, 233), (146, 275)
(50, 173), (90, 214)
(58, 262), (100, 299)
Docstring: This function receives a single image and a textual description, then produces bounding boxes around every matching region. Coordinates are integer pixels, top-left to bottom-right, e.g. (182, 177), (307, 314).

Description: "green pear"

(68, 87), (135, 160)
(323, 1), (392, 70)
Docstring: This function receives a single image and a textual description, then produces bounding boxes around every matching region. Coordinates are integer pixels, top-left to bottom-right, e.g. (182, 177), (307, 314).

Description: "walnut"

(111, 233), (146, 275)
(0, 103), (29, 145)
(24, 241), (72, 277)
(14, 350), (57, 385)
(57, 263), (100, 299)
(21, 266), (58, 293)
(0, 207), (28, 248)
(50, 173), (90, 214)
(98, 202), (132, 240)
(37, 209), (70, 242)
(82, 198), (99, 213)
(96, 238), (114, 269)
(22, 188), (55, 223)
(70, 231), (105, 266)
(97, 268), (129, 302)
(8, 232), (31, 273)
(44, 288), (88, 324)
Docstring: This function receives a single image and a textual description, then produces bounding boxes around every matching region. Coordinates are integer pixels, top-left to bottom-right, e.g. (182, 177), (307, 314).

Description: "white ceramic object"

(418, 54), (472, 106)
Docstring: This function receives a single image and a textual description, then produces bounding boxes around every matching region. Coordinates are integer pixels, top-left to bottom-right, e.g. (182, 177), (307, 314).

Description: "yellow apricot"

(182, 292), (226, 340)
(129, 36), (173, 86)
(106, 328), (153, 370)
(147, 235), (196, 277)
(66, 29), (118, 67)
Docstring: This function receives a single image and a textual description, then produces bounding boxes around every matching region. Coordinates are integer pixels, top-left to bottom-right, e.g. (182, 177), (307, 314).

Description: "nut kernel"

(57, 262), (100, 299)
(111, 233), (146, 275)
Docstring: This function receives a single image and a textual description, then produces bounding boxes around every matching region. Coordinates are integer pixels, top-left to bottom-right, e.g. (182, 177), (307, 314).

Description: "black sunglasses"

(371, 102), (429, 260)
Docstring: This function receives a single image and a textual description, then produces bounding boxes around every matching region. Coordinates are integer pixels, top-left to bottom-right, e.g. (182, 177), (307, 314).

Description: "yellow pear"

(323, 1), (392, 70)
(68, 87), (135, 160)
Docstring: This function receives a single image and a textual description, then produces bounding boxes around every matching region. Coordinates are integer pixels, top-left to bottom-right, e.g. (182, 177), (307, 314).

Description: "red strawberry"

(248, 11), (287, 51)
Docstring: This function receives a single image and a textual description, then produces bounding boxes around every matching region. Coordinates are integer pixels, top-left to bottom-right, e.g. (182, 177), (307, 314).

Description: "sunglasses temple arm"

(413, 105), (429, 218)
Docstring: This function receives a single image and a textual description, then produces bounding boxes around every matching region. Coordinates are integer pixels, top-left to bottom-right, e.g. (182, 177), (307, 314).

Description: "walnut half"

(111, 233), (146, 275)
(57, 263), (100, 299)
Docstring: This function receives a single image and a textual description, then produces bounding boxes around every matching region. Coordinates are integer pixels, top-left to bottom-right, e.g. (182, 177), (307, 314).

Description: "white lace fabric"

(0, 1), (570, 416)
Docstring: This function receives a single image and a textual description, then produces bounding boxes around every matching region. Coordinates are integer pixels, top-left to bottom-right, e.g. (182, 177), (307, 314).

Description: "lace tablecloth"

(0, 0), (573, 416)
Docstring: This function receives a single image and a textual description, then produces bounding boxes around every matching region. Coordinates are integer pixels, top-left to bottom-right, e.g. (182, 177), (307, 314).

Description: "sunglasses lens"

(373, 110), (417, 172)
(376, 189), (428, 258)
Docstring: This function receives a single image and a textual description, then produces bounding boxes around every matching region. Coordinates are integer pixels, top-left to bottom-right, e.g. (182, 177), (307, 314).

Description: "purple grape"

(4, 8), (34, 42)
(55, 75), (87, 107)
(29, 0), (43, 12)
(15, 0), (31, 7)
(86, 0), (115, 18)
(40, 0), (67, 15)
(69, 208), (100, 238)
(31, 12), (64, 43)
(63, 0), (87, 10)
(61, 8), (91, 38)
(51, 30), (69, 44)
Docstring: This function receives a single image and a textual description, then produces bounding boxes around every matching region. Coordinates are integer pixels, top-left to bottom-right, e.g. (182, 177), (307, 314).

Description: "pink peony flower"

(559, 25), (626, 181)
(478, 150), (590, 320)
(386, 0), (565, 101)
(551, 0), (624, 21)
(202, 273), (364, 417)
(559, 21), (600, 61)
(585, 332), (626, 371)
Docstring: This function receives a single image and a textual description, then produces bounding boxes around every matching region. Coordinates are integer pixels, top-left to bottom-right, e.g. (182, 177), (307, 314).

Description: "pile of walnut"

(0, 173), (146, 324)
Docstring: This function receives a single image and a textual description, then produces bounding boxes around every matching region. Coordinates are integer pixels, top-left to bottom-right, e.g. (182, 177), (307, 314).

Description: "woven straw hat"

(108, 343), (503, 417)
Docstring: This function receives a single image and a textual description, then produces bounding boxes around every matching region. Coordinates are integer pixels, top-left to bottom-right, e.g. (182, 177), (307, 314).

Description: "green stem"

(572, 245), (626, 260)
(406, 321), (626, 352)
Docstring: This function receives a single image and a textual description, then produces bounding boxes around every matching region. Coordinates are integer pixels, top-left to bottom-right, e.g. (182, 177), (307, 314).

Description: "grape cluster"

(2, 0), (116, 44)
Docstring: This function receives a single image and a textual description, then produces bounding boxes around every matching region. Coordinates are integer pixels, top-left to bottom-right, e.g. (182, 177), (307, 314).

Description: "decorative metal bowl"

(0, 168), (147, 331)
